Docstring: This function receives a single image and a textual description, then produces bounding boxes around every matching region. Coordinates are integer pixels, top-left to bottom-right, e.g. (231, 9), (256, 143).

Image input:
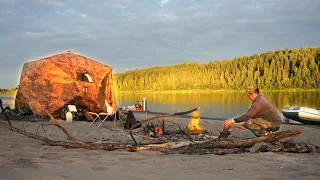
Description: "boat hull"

(282, 107), (320, 125)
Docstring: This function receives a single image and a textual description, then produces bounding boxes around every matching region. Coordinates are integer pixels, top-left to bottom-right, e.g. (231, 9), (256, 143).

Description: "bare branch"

(47, 112), (95, 150)
(130, 107), (199, 130)
(127, 107), (200, 143)
(131, 133), (164, 143)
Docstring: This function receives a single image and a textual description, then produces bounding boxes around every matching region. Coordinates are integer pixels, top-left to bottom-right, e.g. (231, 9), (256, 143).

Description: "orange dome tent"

(15, 51), (117, 117)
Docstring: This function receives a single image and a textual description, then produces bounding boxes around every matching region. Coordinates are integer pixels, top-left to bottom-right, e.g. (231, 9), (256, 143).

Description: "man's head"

(245, 85), (259, 101)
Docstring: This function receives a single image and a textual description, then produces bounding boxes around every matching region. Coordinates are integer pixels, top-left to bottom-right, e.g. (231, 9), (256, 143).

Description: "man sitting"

(223, 85), (282, 137)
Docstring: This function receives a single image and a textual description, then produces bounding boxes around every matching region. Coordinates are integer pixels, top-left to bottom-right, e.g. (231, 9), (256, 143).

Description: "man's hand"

(224, 120), (246, 130)
(232, 124), (246, 130)
(223, 119), (234, 130)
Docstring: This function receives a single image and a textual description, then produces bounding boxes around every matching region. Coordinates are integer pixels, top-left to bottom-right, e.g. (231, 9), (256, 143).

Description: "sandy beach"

(0, 112), (320, 180)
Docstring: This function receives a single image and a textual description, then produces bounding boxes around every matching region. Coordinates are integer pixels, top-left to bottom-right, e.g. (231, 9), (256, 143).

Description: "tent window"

(76, 73), (93, 82)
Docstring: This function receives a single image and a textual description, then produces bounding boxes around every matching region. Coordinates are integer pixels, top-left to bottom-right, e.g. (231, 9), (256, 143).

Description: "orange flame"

(188, 110), (203, 131)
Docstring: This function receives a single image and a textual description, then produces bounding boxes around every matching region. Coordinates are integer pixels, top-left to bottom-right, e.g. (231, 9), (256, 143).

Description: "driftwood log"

(0, 107), (318, 155)
(0, 108), (201, 151)
(0, 114), (156, 151)
(256, 140), (320, 153)
(199, 129), (303, 149)
(168, 129), (319, 155)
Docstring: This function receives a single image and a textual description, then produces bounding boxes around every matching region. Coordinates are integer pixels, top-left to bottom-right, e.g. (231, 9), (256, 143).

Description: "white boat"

(282, 106), (320, 125)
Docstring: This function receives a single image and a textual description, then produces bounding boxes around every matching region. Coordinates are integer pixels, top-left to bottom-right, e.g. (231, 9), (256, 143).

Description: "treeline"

(0, 86), (19, 97)
(113, 47), (320, 91)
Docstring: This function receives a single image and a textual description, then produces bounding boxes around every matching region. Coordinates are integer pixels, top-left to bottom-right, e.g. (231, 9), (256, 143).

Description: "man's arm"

(233, 101), (262, 123)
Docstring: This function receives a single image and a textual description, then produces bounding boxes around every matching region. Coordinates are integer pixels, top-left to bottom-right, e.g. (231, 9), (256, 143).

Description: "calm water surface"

(116, 91), (320, 120)
(2, 91), (319, 120)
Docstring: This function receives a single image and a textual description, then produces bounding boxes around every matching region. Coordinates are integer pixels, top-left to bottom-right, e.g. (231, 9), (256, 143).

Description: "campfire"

(187, 110), (207, 135)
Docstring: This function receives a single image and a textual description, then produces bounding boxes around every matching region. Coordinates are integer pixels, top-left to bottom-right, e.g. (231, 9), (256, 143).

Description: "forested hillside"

(113, 47), (320, 91)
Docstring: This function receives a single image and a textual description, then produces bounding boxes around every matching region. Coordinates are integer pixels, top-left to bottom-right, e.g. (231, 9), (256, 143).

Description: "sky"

(0, 0), (319, 88)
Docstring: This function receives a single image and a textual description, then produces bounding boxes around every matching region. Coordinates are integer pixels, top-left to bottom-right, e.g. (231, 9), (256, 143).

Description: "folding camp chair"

(88, 100), (117, 127)
(87, 112), (115, 128)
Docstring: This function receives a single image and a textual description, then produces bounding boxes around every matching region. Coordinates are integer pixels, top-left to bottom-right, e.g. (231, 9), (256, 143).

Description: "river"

(2, 91), (319, 120)
(116, 91), (320, 120)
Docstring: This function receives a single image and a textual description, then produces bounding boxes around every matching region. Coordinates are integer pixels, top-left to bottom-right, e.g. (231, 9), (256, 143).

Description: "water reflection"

(2, 91), (319, 120)
(116, 91), (320, 120)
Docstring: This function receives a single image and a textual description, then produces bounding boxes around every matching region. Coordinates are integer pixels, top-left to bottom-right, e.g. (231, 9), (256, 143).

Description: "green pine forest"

(113, 47), (320, 91)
